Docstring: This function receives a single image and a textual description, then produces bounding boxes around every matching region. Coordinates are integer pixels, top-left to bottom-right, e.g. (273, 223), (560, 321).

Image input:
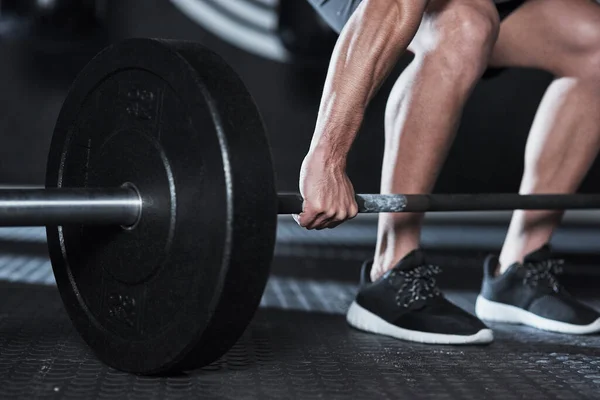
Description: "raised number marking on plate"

(125, 86), (156, 121)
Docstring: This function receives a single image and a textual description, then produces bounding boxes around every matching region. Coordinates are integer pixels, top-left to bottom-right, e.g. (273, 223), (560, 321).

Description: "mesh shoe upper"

(356, 250), (488, 336)
(480, 245), (600, 326)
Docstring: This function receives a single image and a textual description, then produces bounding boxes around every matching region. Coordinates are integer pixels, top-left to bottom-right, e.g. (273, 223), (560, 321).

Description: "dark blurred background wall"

(1, 0), (599, 195)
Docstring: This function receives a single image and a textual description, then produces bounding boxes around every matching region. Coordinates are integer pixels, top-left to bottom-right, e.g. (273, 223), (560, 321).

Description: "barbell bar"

(277, 193), (600, 214)
(2, 189), (600, 228)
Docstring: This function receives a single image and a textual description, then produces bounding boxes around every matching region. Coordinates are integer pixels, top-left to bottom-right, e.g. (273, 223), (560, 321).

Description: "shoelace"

(522, 259), (564, 293)
(388, 264), (442, 308)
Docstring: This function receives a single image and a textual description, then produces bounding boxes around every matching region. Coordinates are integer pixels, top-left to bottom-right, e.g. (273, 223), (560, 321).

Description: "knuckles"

(298, 199), (359, 229)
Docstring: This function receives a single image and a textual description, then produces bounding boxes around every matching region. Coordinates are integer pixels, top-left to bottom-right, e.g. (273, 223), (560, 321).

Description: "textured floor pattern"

(0, 278), (599, 399)
(0, 228), (599, 399)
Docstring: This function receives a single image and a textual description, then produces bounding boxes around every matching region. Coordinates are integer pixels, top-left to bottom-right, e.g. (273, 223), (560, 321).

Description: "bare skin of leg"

(372, 0), (500, 281)
(490, 0), (600, 273)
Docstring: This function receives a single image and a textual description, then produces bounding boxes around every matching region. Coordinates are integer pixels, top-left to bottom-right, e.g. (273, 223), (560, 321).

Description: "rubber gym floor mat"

(0, 278), (598, 399)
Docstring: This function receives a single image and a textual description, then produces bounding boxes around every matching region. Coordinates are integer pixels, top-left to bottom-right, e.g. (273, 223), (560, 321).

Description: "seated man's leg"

(347, 0), (498, 345)
(476, 0), (600, 333)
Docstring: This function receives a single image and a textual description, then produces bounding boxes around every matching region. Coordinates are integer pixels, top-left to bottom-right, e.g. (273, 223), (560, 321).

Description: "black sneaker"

(475, 244), (600, 334)
(346, 249), (493, 344)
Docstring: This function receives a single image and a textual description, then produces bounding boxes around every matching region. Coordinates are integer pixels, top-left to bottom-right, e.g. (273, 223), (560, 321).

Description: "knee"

(415, 3), (499, 82)
(436, 4), (499, 75)
(564, 21), (600, 79)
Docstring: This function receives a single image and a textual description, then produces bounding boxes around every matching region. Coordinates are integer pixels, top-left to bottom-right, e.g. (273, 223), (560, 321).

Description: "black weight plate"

(45, 38), (278, 374)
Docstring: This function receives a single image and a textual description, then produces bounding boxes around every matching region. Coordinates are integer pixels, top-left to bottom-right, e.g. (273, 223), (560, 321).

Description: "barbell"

(4, 38), (600, 375)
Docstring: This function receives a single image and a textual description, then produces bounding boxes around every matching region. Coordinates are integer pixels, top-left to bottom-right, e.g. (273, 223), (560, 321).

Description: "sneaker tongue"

(524, 244), (553, 263)
(393, 248), (426, 271)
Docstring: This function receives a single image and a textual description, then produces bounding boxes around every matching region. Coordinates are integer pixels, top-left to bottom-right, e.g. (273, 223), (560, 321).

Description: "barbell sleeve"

(276, 193), (600, 214)
(0, 187), (142, 227)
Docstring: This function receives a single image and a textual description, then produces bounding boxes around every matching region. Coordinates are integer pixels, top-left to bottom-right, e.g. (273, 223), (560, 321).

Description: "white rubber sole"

(475, 295), (600, 335)
(346, 301), (494, 345)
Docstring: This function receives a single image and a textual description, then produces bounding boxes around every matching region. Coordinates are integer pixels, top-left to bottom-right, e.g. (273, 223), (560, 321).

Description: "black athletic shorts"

(306, 0), (528, 79)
